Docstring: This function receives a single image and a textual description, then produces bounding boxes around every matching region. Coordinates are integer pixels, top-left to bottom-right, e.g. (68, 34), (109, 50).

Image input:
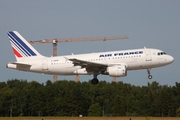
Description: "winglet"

(64, 57), (69, 61)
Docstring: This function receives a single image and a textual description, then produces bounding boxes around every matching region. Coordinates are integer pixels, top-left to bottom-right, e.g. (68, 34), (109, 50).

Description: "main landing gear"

(147, 68), (153, 79)
(91, 74), (99, 84)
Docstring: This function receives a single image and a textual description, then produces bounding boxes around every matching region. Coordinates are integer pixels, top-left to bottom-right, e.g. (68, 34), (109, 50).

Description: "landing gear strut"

(91, 74), (99, 84)
(147, 68), (153, 79)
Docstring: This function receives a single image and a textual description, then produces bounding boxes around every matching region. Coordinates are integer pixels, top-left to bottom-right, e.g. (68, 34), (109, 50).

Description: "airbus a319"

(6, 31), (174, 84)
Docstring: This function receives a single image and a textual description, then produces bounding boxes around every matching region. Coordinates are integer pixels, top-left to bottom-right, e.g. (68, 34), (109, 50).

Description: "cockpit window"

(157, 52), (166, 55)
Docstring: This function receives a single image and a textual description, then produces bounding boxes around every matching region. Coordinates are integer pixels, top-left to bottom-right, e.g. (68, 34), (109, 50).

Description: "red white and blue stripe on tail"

(7, 31), (42, 60)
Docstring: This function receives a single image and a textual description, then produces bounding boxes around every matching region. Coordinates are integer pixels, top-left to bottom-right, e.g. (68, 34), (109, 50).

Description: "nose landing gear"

(147, 68), (153, 79)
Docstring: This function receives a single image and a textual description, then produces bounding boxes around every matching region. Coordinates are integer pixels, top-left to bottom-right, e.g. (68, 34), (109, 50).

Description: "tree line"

(0, 79), (180, 117)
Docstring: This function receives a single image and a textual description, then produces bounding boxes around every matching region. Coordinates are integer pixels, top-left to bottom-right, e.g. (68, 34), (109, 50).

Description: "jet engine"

(106, 65), (127, 77)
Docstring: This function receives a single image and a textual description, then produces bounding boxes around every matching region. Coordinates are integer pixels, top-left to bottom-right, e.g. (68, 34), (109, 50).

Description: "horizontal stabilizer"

(10, 62), (31, 66)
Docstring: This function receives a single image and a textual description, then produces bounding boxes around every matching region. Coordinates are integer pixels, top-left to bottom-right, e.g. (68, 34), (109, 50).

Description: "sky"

(0, 0), (179, 86)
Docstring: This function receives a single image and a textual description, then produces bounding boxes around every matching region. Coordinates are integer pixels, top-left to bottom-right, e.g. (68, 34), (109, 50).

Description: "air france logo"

(99, 51), (143, 57)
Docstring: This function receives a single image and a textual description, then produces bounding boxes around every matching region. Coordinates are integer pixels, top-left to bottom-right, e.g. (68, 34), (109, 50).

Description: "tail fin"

(7, 31), (44, 61)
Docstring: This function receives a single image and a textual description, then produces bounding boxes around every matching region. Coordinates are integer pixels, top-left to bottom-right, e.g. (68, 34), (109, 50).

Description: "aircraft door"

(42, 60), (48, 70)
(145, 50), (152, 61)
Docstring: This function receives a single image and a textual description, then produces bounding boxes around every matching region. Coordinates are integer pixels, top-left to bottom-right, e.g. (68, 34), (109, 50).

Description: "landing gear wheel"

(147, 68), (153, 79)
(91, 78), (99, 84)
(148, 75), (153, 79)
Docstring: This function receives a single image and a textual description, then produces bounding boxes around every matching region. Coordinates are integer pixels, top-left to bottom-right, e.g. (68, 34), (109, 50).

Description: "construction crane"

(29, 35), (129, 82)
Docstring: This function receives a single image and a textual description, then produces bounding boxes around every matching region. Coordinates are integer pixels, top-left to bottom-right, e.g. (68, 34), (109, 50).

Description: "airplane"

(6, 31), (174, 84)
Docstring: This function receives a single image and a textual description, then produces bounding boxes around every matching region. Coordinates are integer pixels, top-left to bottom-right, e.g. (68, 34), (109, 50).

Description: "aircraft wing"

(67, 58), (107, 67)
(65, 57), (107, 72)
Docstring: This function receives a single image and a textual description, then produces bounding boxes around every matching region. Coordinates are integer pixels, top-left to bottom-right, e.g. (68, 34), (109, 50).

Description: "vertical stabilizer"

(7, 31), (44, 61)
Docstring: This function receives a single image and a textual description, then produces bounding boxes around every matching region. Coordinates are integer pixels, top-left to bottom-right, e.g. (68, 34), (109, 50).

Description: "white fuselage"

(7, 48), (174, 76)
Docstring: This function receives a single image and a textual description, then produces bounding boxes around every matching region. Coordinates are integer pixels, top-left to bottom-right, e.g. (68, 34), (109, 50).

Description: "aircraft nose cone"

(168, 56), (174, 63)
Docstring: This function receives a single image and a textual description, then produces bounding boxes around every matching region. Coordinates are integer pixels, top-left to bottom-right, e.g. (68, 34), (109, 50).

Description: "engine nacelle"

(107, 66), (127, 77)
